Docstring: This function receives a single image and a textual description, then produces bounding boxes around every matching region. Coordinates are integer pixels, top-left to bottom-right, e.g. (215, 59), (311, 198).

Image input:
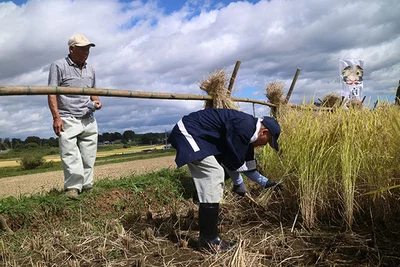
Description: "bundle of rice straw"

(346, 98), (363, 110)
(265, 81), (285, 105)
(200, 69), (238, 110)
(322, 93), (341, 108)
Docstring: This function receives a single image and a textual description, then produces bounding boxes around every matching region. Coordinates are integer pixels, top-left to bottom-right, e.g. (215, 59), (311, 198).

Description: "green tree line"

(0, 130), (168, 150)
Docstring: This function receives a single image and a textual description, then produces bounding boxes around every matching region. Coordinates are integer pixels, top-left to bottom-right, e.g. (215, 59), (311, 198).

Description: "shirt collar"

(250, 118), (263, 143)
(65, 55), (87, 68)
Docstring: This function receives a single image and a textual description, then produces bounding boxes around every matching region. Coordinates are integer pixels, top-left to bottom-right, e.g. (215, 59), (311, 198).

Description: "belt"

(74, 113), (93, 120)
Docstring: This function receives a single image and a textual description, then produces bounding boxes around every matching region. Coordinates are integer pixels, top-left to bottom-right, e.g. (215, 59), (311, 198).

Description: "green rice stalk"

(257, 100), (400, 229)
(339, 108), (363, 228)
(260, 108), (339, 228)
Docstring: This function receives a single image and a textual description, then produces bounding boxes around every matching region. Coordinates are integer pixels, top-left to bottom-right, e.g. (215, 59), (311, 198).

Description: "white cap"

(68, 34), (95, 47)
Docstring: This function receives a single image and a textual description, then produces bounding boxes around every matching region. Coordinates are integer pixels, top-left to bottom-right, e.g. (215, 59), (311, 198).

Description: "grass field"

(0, 145), (174, 179)
(0, 144), (166, 168)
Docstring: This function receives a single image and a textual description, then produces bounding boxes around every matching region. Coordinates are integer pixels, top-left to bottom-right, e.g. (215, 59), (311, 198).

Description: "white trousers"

(59, 116), (98, 191)
(187, 156), (225, 203)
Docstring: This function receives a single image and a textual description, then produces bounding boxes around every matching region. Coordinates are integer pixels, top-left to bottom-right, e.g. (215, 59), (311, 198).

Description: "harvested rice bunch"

(346, 98), (363, 110)
(265, 81), (285, 105)
(322, 93), (341, 108)
(200, 69), (238, 109)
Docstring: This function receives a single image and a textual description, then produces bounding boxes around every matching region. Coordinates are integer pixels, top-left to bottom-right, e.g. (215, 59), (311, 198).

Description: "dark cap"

(261, 116), (280, 151)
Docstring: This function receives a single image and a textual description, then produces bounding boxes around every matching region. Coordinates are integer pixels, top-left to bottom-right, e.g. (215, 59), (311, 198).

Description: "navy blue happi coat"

(168, 109), (258, 172)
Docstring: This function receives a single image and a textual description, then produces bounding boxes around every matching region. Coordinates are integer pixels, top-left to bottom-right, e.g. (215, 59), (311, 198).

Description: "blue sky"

(0, 0), (399, 139)
(2, 0), (261, 14)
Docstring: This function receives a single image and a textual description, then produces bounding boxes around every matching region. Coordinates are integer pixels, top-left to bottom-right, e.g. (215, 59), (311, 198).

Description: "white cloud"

(0, 0), (400, 139)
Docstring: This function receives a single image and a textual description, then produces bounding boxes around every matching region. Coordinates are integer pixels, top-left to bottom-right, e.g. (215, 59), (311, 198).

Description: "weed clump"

(19, 153), (45, 170)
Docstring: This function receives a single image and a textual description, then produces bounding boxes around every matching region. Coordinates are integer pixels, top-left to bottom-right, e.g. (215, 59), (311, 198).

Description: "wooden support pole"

(270, 106), (277, 118)
(361, 95), (366, 104)
(373, 100), (379, 109)
(284, 68), (301, 104)
(0, 86), (335, 111)
(340, 96), (345, 106)
(227, 61), (241, 96)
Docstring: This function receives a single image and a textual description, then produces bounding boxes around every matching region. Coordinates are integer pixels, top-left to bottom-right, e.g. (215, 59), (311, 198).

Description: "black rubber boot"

(198, 203), (236, 252)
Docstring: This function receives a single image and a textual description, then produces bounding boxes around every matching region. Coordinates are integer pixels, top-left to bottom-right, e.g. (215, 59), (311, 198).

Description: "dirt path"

(0, 156), (176, 198)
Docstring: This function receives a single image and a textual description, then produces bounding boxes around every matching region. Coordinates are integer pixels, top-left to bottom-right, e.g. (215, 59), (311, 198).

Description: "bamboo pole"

(0, 85), (278, 108)
(227, 61), (241, 96)
(0, 85), (335, 111)
(284, 68), (301, 104)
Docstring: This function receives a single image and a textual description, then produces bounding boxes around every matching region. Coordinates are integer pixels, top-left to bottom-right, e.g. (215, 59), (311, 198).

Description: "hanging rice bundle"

(265, 81), (285, 106)
(322, 93), (341, 108)
(346, 98), (363, 110)
(200, 69), (238, 109)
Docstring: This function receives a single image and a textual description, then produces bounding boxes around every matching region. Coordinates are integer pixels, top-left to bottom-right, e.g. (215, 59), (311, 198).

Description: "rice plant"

(258, 103), (400, 229)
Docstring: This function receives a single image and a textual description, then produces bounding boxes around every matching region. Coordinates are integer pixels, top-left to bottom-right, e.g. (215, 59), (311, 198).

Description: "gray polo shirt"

(48, 56), (96, 118)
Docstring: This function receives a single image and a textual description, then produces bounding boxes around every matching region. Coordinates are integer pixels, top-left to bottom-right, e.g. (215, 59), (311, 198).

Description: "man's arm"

(89, 70), (102, 109)
(48, 95), (64, 136)
(48, 63), (64, 136)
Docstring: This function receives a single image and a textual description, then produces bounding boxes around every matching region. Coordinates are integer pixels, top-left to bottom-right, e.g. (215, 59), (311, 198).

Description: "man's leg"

(78, 117), (98, 190)
(188, 156), (224, 203)
(59, 118), (85, 192)
(187, 156), (235, 251)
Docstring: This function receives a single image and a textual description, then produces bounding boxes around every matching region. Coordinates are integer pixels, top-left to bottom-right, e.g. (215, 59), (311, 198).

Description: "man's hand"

(264, 179), (283, 192)
(53, 117), (64, 136)
(232, 182), (246, 197)
(93, 100), (102, 110)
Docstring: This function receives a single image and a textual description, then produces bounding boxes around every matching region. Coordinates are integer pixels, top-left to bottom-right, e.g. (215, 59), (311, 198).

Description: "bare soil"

(0, 155), (175, 198)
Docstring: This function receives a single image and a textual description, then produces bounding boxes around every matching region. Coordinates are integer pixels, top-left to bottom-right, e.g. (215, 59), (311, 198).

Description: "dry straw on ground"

(200, 69), (238, 110)
(0, 215), (12, 233)
(2, 166), (399, 265)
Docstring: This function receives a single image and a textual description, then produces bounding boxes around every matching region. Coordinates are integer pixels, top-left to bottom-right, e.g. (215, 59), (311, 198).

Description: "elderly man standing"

(48, 34), (102, 199)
